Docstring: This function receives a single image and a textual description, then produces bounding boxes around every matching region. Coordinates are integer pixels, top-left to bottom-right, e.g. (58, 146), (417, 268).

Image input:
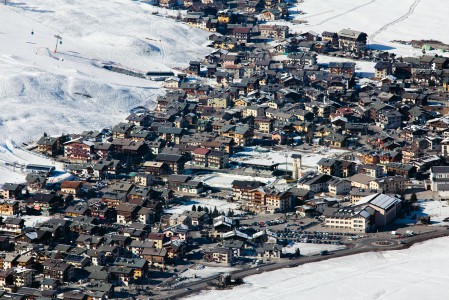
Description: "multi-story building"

(337, 29), (367, 52)
(13, 268), (35, 287)
(60, 181), (83, 196)
(192, 148), (210, 167)
(264, 189), (292, 212)
(259, 25), (289, 39)
(133, 173), (153, 187)
(36, 136), (62, 156)
(155, 154), (186, 174)
(208, 150), (229, 169)
(322, 31), (339, 45)
(323, 206), (375, 232)
(430, 166), (449, 192)
(203, 248), (233, 264)
(0, 184), (23, 200)
(116, 203), (139, 225)
(0, 200), (19, 216)
(317, 158), (341, 176)
(374, 61), (392, 79)
(354, 193), (402, 226)
(232, 180), (265, 202)
(220, 125), (253, 146)
(112, 123), (134, 139)
(329, 62), (356, 76)
(28, 193), (62, 215)
(113, 257), (148, 280)
(297, 173), (333, 193)
(42, 260), (74, 282)
(369, 176), (407, 194)
(377, 110), (402, 129)
(328, 178), (351, 195)
(148, 233), (166, 249)
(254, 117), (273, 133)
(358, 164), (383, 178)
(0, 218), (25, 236)
(231, 27), (252, 42)
(63, 139), (94, 162)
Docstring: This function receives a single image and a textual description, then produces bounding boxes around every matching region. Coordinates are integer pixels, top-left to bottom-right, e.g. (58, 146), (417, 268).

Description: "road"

(152, 228), (449, 299)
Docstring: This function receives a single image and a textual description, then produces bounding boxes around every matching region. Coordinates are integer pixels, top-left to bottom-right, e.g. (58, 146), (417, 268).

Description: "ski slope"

(289, 0), (449, 56)
(0, 0), (211, 143)
(0, 140), (70, 185)
(188, 237), (449, 300)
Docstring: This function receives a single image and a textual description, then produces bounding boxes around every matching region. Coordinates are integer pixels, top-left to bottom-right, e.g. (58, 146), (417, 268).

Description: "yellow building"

(217, 14), (230, 24)
(0, 200), (19, 216)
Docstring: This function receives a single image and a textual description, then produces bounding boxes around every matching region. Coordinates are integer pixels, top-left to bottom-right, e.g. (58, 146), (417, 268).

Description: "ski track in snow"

(306, 0), (378, 26)
(370, 0), (422, 42)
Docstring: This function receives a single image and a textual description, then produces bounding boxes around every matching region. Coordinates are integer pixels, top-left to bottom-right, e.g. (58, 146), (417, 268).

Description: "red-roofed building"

(336, 107), (355, 116)
(148, 233), (166, 249)
(60, 181), (83, 196)
(193, 148), (211, 167)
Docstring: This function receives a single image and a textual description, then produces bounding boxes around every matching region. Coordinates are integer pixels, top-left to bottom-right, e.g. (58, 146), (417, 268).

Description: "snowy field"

(164, 198), (242, 215)
(0, 140), (70, 184)
(196, 173), (277, 189)
(187, 237), (449, 300)
(230, 147), (349, 172)
(395, 199), (449, 226)
(0, 0), (211, 143)
(288, 0), (449, 57)
(283, 242), (346, 256)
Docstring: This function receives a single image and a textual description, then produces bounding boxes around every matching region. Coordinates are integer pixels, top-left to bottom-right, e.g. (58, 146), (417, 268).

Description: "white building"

(328, 178), (351, 195)
(430, 166), (449, 192)
(323, 206), (374, 233)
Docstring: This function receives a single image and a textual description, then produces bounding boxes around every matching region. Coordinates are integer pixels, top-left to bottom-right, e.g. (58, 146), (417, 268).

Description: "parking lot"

(236, 213), (358, 246)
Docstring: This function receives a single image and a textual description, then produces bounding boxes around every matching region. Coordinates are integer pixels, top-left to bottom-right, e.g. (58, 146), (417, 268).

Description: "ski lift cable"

(4, 4), (63, 36)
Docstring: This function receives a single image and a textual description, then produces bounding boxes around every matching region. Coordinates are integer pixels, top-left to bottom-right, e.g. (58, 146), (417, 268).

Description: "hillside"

(0, 0), (211, 143)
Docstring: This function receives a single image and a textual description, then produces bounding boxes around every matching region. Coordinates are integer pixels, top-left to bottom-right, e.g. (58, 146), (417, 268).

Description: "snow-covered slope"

(288, 0), (449, 56)
(187, 237), (449, 300)
(0, 0), (211, 143)
(0, 140), (69, 184)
